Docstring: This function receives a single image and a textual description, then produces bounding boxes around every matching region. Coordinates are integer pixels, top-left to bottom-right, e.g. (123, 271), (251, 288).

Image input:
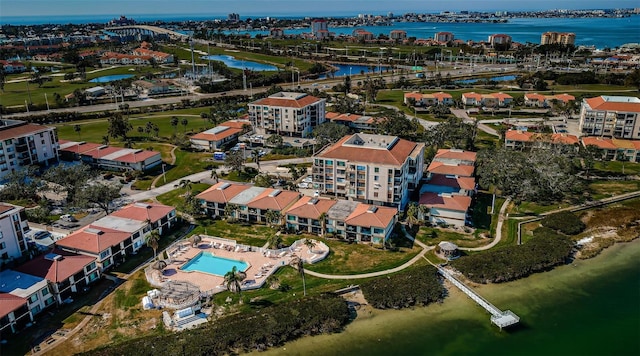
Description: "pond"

(318, 63), (390, 79)
(89, 74), (135, 83)
(202, 54), (278, 71)
(456, 75), (517, 84)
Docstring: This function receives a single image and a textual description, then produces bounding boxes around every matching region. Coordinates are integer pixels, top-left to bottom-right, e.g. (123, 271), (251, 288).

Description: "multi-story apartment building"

(540, 32), (576, 45)
(434, 31), (454, 43)
(579, 96), (640, 139)
(0, 270), (54, 316)
(0, 293), (32, 337)
(0, 203), (30, 261)
(284, 197), (397, 244)
(55, 203), (176, 271)
(504, 130), (579, 151)
(248, 92), (326, 138)
(488, 34), (512, 48)
(0, 119), (59, 180)
(15, 249), (100, 305)
(313, 134), (425, 210)
(581, 137), (640, 162)
(390, 30), (407, 42)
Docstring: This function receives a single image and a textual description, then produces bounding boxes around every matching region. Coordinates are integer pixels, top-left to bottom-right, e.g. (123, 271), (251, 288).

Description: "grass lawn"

(514, 201), (572, 216)
(593, 161), (640, 176)
(221, 168), (259, 182)
(474, 129), (499, 149)
(157, 150), (221, 186)
(416, 226), (490, 248)
(190, 219), (279, 247)
(155, 183), (211, 210)
(304, 237), (420, 275)
(588, 180), (640, 200)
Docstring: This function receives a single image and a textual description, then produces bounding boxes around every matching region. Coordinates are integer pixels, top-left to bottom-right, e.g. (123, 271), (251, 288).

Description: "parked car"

(60, 214), (77, 222)
(33, 231), (52, 240)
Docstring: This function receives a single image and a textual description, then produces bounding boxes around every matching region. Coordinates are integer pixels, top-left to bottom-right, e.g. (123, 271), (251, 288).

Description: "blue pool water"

(89, 74), (135, 83)
(457, 75), (517, 84)
(318, 63), (390, 79)
(181, 252), (248, 276)
(202, 54), (277, 71)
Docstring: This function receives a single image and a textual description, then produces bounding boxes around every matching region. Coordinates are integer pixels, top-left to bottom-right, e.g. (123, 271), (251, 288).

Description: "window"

(374, 176), (379, 181)
(45, 297), (55, 306)
(0, 231), (3, 239)
(374, 192), (379, 198)
(356, 165), (365, 171)
(41, 288), (49, 296)
(87, 262), (96, 271)
(0, 242), (5, 249)
(374, 167), (379, 173)
(337, 161), (345, 167)
(99, 250), (111, 260)
(29, 294), (39, 303)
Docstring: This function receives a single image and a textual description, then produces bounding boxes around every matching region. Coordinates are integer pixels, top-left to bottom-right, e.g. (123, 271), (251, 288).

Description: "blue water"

(89, 74), (135, 83)
(457, 75), (517, 84)
(202, 55), (278, 71)
(223, 16), (640, 49)
(181, 252), (248, 276)
(318, 63), (390, 79)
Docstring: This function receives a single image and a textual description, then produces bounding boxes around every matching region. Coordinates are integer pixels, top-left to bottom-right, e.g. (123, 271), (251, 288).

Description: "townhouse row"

(403, 91), (577, 108)
(196, 182), (398, 244)
(58, 140), (162, 172)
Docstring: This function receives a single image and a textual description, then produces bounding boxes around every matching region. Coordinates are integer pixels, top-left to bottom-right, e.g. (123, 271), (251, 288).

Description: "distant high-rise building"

(311, 19), (327, 35)
(434, 31), (455, 43)
(488, 34), (512, 48)
(390, 30), (407, 42)
(540, 32), (576, 45)
(228, 13), (240, 22)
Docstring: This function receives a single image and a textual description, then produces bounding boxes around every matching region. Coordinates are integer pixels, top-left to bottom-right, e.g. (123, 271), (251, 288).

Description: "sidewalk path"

(459, 197), (511, 252)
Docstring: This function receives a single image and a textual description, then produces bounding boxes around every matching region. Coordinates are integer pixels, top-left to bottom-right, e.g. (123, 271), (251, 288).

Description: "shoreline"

(252, 238), (640, 355)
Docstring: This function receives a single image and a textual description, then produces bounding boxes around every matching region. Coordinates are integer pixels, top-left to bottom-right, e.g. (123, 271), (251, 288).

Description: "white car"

(298, 182), (309, 189)
(303, 176), (313, 183)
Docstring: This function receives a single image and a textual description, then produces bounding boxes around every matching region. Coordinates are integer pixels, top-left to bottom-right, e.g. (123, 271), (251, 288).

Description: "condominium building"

(313, 133), (425, 210)
(0, 119), (59, 180)
(540, 32), (576, 45)
(0, 203), (30, 261)
(0, 293), (32, 336)
(310, 19), (328, 36)
(58, 140), (162, 172)
(461, 92), (513, 107)
(581, 137), (640, 162)
(504, 130), (579, 151)
(390, 30), (407, 42)
(488, 34), (512, 48)
(434, 31), (454, 43)
(55, 203), (176, 271)
(579, 96), (640, 139)
(248, 92), (326, 138)
(284, 197), (397, 244)
(0, 270), (54, 316)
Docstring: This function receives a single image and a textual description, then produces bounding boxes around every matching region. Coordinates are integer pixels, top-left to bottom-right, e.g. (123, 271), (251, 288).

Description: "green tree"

(0, 166), (41, 201)
(264, 209), (281, 227)
(179, 179), (193, 197)
(108, 113), (133, 140)
(267, 234), (282, 249)
(43, 164), (93, 205)
(318, 212), (327, 236)
(224, 203), (239, 220)
(77, 182), (122, 214)
(254, 174), (273, 188)
(225, 151), (245, 172)
(170, 116), (179, 134)
(312, 122), (349, 148)
(290, 255), (307, 296)
(251, 148), (261, 171)
(304, 238), (317, 253)
(224, 265), (247, 298)
(181, 117), (189, 132)
(266, 134), (283, 147)
(145, 229), (161, 260)
(406, 202), (419, 229)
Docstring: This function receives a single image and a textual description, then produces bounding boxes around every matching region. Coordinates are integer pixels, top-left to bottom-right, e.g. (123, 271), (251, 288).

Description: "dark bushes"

(85, 294), (350, 355)
(541, 211), (586, 235)
(452, 231), (574, 284)
(360, 265), (445, 309)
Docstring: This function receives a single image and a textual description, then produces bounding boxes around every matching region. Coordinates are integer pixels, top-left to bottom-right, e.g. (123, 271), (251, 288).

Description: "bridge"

(104, 25), (189, 40)
(437, 266), (519, 330)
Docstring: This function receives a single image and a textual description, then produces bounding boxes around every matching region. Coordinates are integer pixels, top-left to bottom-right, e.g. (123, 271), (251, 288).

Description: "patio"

(145, 235), (329, 301)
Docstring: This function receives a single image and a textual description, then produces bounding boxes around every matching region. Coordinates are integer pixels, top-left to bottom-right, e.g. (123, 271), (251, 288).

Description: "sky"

(2, 0), (639, 17)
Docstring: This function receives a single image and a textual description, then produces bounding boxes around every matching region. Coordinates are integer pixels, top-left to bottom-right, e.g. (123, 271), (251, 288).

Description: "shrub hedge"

(84, 294), (350, 355)
(452, 230), (574, 284)
(541, 211), (586, 235)
(360, 265), (445, 309)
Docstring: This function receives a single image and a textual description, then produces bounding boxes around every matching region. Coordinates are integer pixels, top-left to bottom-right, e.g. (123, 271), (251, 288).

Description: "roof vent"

(308, 198), (319, 205)
(134, 202), (151, 208)
(269, 189), (281, 197)
(85, 228), (104, 235)
(367, 206), (378, 213)
(45, 253), (64, 261)
(217, 183), (231, 190)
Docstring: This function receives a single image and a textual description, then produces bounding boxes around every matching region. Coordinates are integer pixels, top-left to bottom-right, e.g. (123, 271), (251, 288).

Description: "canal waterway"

(255, 239), (640, 356)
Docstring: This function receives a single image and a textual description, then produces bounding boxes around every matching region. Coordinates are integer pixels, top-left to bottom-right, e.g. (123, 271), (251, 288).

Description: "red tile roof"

(434, 149), (477, 162)
(427, 162), (475, 177)
(83, 146), (123, 159)
(109, 203), (175, 223)
(553, 93), (575, 103)
(551, 133), (579, 145)
(247, 189), (300, 211)
(0, 203), (16, 215)
(345, 204), (396, 228)
(462, 92), (483, 100)
(506, 130), (579, 145)
(56, 225), (131, 254)
(581, 137), (618, 150)
(58, 142), (104, 155)
(525, 93), (546, 101)
(0, 123), (53, 141)
(113, 150), (161, 163)
(427, 174), (476, 191)
(585, 96), (640, 113)
(190, 127), (243, 142)
(0, 293), (27, 319)
(433, 92), (453, 100)
(284, 196), (337, 219)
(319, 135), (417, 166)
(15, 249), (95, 283)
(419, 193), (472, 212)
(219, 120), (251, 129)
(251, 94), (322, 108)
(196, 182), (251, 204)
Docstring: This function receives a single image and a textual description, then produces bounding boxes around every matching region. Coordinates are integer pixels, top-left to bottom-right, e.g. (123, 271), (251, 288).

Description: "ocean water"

(2, 15), (638, 49)
(254, 239), (640, 356)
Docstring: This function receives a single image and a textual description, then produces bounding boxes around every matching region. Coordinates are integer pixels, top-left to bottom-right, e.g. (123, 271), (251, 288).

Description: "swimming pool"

(89, 74), (135, 83)
(181, 251), (248, 276)
(202, 55), (278, 71)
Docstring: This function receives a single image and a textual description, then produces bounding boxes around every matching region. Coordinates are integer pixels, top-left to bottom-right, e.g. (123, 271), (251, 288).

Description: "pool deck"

(147, 235), (329, 295)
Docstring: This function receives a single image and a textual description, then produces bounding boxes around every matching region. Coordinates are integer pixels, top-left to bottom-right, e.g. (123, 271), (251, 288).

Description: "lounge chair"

(278, 251), (287, 257)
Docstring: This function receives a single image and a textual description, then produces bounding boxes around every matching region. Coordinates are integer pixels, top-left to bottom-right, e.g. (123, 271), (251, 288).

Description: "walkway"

(150, 144), (177, 188)
(303, 225), (432, 280)
(436, 266), (519, 329)
(459, 197), (511, 252)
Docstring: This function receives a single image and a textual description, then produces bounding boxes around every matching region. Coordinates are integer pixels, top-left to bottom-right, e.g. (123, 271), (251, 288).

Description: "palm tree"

(224, 266), (247, 297)
(224, 203), (238, 220)
(170, 116), (179, 134)
(289, 254), (306, 297)
(179, 179), (193, 197)
(210, 169), (219, 183)
(318, 212), (327, 236)
(418, 204), (430, 223)
(264, 209), (281, 228)
(304, 238), (317, 254)
(145, 229), (161, 260)
(267, 234), (282, 249)
(74, 124), (82, 140)
(180, 117), (189, 132)
(406, 202), (419, 229)
(102, 135), (110, 146)
(251, 149), (261, 171)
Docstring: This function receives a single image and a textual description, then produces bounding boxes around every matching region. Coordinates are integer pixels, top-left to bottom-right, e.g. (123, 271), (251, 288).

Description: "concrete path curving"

(459, 197), (511, 252)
